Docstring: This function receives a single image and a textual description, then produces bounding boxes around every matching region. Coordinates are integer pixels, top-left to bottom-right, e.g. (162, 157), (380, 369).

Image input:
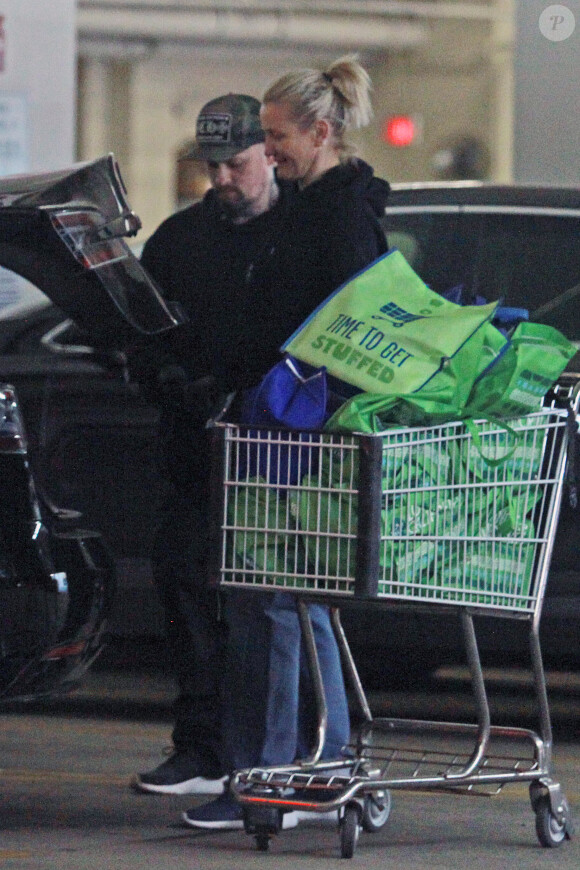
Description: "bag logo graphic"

(372, 297), (444, 327)
(372, 302), (427, 327)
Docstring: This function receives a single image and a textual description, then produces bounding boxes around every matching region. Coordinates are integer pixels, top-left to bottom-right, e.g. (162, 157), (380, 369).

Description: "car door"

(378, 187), (580, 668)
(0, 155), (185, 636)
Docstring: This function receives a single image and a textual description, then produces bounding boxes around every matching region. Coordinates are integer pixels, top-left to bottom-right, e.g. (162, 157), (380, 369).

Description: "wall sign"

(0, 93), (28, 176)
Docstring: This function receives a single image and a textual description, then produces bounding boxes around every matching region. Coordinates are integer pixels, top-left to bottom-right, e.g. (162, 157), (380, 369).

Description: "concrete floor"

(1, 663), (579, 868)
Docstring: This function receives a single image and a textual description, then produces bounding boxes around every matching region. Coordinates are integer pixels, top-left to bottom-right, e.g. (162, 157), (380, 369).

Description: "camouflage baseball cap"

(184, 93), (265, 161)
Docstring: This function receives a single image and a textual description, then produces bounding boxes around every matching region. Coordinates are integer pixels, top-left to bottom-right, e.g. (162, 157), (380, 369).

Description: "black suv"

(1, 173), (579, 685)
(341, 182), (580, 682)
(0, 155), (183, 700)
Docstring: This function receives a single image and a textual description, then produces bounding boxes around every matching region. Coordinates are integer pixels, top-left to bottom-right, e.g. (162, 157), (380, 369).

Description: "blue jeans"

(221, 591), (350, 773)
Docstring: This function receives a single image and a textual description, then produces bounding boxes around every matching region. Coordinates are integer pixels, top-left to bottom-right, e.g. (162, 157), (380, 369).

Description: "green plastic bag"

(283, 249), (498, 396)
(325, 321), (576, 434)
(227, 476), (313, 589)
(325, 385), (470, 434)
(464, 322), (577, 418)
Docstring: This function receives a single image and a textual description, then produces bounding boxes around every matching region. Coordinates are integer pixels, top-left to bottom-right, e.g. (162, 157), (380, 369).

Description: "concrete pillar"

(513, 0), (580, 184)
(77, 58), (110, 159)
(489, 0), (515, 182)
(77, 58), (131, 168)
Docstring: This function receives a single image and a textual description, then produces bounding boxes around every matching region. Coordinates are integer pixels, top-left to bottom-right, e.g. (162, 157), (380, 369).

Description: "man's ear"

(266, 154), (277, 167)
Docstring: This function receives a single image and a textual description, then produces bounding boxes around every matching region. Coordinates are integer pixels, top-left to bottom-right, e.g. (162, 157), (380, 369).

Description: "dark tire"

(243, 805), (280, 835)
(255, 833), (270, 852)
(340, 804), (360, 859)
(361, 790), (392, 833)
(535, 795), (568, 848)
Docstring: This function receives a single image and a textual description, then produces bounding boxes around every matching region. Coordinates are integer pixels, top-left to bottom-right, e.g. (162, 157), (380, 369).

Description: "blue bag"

(240, 355), (328, 429)
(239, 356), (328, 486)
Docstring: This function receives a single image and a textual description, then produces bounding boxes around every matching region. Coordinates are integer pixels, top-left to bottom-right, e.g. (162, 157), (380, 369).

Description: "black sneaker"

(132, 748), (227, 795)
(182, 794), (300, 831)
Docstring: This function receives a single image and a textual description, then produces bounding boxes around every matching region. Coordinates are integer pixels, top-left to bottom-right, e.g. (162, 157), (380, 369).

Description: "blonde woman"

(260, 54), (389, 290)
(183, 58), (390, 831)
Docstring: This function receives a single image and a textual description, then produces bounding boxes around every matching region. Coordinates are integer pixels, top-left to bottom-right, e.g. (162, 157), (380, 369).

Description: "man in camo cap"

(182, 93), (277, 222)
(132, 93), (287, 796)
(192, 93), (266, 161)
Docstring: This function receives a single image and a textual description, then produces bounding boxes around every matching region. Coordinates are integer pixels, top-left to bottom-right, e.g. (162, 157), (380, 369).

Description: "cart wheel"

(243, 805), (281, 836)
(361, 789), (392, 833)
(340, 804), (361, 859)
(255, 832), (270, 852)
(535, 795), (570, 848)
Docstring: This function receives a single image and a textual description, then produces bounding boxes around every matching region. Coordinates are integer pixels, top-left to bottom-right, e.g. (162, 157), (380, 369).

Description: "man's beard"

(216, 181), (273, 222)
(218, 193), (255, 220)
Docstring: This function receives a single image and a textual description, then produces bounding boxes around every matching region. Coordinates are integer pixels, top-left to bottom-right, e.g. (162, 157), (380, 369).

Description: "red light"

(383, 115), (416, 148)
(43, 641), (87, 660)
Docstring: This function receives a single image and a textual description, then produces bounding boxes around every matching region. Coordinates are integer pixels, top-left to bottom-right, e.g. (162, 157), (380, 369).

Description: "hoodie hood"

(296, 158), (390, 219)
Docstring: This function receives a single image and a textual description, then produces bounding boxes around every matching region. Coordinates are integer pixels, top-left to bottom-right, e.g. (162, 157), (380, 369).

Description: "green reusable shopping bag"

(464, 322), (577, 419)
(325, 384), (469, 434)
(227, 475), (313, 589)
(293, 443), (459, 589)
(282, 249), (498, 396)
(323, 352), (500, 433)
(325, 321), (576, 435)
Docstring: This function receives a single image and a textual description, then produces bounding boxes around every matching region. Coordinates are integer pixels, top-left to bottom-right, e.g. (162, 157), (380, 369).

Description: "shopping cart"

(207, 375), (579, 857)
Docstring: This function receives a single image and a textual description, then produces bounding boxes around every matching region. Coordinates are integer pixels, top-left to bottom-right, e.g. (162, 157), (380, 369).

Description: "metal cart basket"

(207, 376), (579, 857)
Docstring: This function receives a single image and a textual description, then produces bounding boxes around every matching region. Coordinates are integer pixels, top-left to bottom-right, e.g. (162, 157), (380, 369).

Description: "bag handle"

(463, 416), (520, 468)
(565, 402), (580, 509)
(284, 355), (326, 385)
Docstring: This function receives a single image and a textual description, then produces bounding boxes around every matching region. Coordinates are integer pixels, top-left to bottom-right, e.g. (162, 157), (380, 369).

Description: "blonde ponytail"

(263, 54), (373, 157)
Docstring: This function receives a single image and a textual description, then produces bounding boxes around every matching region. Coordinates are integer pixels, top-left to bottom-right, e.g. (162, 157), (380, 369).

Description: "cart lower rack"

(208, 377), (578, 857)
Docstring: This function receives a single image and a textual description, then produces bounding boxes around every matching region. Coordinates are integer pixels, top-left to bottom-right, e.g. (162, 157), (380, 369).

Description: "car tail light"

(50, 209), (129, 270)
(0, 386), (27, 453)
(43, 640), (87, 661)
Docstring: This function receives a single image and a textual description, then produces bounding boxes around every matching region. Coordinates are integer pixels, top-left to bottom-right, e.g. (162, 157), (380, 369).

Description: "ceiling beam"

(77, 9), (427, 52)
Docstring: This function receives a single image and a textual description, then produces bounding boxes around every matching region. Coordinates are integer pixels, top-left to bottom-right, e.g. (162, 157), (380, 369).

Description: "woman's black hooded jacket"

(227, 157), (391, 389)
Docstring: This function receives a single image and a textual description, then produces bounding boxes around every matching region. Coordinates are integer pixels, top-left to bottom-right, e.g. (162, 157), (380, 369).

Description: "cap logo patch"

(196, 113), (232, 144)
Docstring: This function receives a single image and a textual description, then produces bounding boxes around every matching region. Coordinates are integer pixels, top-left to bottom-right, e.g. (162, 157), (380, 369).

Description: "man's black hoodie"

(136, 157), (389, 485)
(140, 157), (389, 393)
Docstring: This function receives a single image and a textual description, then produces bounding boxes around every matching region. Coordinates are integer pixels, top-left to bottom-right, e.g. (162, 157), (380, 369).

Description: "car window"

(381, 211), (580, 339)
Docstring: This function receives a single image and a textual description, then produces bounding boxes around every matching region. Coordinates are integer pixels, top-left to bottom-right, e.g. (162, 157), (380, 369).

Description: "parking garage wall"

(514, 0), (580, 184)
(77, 19), (506, 242)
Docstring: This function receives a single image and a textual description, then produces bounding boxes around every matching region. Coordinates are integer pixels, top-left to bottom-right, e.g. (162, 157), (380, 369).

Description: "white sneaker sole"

(182, 809), (302, 831)
(293, 809), (338, 825)
(181, 811), (245, 830)
(132, 774), (227, 795)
